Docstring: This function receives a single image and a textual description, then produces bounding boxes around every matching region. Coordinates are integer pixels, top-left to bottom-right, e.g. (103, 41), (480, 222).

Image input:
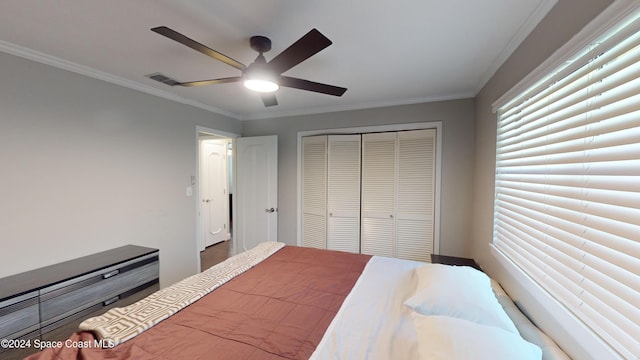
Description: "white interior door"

(396, 129), (436, 261)
(200, 139), (229, 248)
(236, 135), (278, 253)
(327, 135), (361, 253)
(361, 132), (397, 257)
(301, 135), (327, 249)
(360, 130), (436, 260)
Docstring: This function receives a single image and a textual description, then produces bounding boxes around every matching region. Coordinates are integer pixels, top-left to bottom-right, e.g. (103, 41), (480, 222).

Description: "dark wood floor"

(200, 240), (233, 271)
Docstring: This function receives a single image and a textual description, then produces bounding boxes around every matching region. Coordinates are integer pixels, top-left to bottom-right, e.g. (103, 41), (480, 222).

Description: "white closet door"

(361, 132), (397, 257)
(301, 136), (327, 249)
(327, 135), (361, 253)
(396, 129), (436, 261)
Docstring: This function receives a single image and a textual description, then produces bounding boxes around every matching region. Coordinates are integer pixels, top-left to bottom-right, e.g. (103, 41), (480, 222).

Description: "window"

(493, 12), (640, 359)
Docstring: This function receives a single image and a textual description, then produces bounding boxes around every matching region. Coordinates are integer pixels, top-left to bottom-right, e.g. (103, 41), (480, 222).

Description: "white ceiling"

(0, 0), (555, 120)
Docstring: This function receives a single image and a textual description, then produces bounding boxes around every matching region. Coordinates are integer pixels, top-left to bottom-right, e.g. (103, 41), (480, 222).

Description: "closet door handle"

(265, 208), (275, 213)
(389, 214), (393, 218)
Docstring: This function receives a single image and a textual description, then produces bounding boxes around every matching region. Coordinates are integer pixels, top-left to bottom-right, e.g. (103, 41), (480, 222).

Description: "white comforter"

(311, 256), (426, 360)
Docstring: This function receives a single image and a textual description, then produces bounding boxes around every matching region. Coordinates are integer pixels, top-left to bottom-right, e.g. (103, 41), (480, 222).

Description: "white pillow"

(411, 313), (542, 360)
(404, 264), (519, 334)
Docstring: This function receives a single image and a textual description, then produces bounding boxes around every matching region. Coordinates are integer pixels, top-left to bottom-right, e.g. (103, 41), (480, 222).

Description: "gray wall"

(0, 52), (241, 287)
(242, 99), (475, 257)
(0, 2), (617, 355)
(472, 0), (613, 358)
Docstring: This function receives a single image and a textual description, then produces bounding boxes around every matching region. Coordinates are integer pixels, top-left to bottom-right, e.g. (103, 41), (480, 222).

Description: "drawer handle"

(102, 269), (120, 279)
(103, 296), (120, 306)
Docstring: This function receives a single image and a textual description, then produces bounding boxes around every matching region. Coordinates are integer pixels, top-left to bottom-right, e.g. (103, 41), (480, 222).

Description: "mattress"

(27, 242), (569, 360)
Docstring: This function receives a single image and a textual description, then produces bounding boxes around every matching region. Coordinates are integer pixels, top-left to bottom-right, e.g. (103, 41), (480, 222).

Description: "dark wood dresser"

(0, 245), (159, 359)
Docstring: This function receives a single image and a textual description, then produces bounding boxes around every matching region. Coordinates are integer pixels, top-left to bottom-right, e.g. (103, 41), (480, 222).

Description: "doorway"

(200, 137), (231, 247)
(196, 128), (279, 272)
(196, 126), (237, 271)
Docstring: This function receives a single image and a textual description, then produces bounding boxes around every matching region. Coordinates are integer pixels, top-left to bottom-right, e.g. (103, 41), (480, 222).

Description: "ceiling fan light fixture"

(243, 62), (279, 93)
(244, 78), (279, 93)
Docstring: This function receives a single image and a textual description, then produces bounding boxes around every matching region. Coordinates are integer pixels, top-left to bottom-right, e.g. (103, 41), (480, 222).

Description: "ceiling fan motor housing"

(250, 36), (271, 53)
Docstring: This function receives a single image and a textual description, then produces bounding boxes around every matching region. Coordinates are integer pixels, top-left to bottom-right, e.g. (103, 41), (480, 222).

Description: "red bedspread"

(28, 246), (371, 360)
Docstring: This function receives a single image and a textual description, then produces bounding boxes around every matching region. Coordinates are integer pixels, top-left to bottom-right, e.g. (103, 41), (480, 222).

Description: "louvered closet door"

(361, 132), (397, 257)
(327, 135), (361, 253)
(301, 136), (327, 249)
(396, 129), (436, 261)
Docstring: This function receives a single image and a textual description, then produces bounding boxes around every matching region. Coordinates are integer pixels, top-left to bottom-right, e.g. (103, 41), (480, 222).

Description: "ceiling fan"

(149, 26), (347, 107)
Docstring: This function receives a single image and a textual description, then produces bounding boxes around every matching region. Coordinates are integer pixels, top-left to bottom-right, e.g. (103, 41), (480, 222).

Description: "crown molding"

(0, 40), (240, 119)
(492, 0), (640, 112)
(240, 92), (475, 121)
(473, 0), (558, 96)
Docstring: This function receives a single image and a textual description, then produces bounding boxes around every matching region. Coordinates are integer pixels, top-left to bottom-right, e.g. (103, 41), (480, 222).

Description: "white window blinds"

(493, 14), (640, 360)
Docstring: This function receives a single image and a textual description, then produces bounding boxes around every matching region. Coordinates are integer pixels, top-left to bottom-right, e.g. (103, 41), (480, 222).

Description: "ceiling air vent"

(146, 73), (180, 86)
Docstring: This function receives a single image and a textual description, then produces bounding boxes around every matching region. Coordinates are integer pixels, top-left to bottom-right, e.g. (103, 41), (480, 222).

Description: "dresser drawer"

(39, 253), (159, 326)
(41, 279), (159, 340)
(0, 244), (158, 360)
(0, 291), (39, 340)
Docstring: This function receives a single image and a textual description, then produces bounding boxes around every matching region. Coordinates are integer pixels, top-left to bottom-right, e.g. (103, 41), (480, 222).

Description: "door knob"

(203, 199), (211, 203)
(265, 208), (275, 213)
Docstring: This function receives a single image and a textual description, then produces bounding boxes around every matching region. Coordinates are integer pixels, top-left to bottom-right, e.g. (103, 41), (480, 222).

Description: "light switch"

(186, 186), (193, 197)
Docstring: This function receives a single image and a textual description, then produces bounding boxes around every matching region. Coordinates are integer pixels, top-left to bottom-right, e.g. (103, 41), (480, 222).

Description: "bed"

(27, 242), (569, 360)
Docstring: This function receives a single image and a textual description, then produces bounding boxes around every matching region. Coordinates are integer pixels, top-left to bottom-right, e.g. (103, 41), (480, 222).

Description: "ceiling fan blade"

(280, 76), (347, 96)
(261, 93), (278, 107)
(151, 26), (246, 71)
(267, 29), (332, 74)
(176, 76), (242, 87)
